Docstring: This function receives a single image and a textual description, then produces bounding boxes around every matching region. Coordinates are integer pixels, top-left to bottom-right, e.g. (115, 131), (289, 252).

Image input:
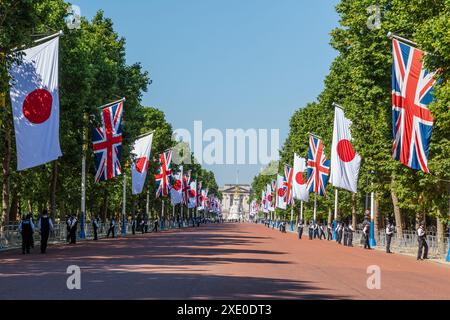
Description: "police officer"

(337, 223), (344, 245)
(417, 224), (428, 260)
(343, 223), (348, 246)
(92, 216), (100, 241)
(327, 224), (333, 241)
(38, 209), (54, 254)
(386, 221), (395, 254)
(19, 214), (34, 254)
(297, 220), (304, 240)
(69, 214), (78, 244)
(363, 221), (371, 249)
(131, 217), (137, 235)
(308, 221), (314, 240)
(347, 223), (354, 247)
(107, 216), (116, 238)
(153, 217), (159, 233)
(65, 215), (71, 243)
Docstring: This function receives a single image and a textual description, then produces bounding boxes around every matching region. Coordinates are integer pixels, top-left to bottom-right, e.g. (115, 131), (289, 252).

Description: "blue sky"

(72, 0), (340, 186)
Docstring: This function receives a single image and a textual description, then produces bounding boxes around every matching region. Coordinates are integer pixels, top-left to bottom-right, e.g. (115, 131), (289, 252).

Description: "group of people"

(263, 215), (430, 261)
(18, 210), (54, 254)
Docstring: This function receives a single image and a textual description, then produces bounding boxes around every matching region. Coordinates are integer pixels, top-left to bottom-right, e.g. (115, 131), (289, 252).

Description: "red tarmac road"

(0, 223), (449, 300)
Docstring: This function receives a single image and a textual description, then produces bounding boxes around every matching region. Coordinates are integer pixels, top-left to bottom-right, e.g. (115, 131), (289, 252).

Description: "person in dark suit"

(38, 209), (54, 254)
(19, 214), (34, 254)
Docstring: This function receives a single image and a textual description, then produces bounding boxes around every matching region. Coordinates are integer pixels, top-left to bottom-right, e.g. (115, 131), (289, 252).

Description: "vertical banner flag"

(262, 190), (268, 213)
(155, 150), (173, 198)
(293, 153), (309, 202)
(284, 165), (294, 205)
(182, 170), (191, 205)
(276, 174), (287, 210)
(9, 36), (62, 171)
(131, 133), (153, 195)
(188, 181), (197, 209)
(392, 38), (436, 173)
(306, 135), (330, 196)
(197, 182), (203, 209)
(267, 184), (275, 212)
(170, 166), (183, 205)
(330, 107), (361, 193)
(93, 101), (124, 182)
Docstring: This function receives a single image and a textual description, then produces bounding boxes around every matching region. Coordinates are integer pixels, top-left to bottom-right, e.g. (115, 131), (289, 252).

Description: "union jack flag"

(182, 170), (191, 205)
(284, 165), (294, 205)
(155, 150), (173, 198)
(392, 39), (436, 173)
(92, 101), (123, 183)
(306, 135), (330, 196)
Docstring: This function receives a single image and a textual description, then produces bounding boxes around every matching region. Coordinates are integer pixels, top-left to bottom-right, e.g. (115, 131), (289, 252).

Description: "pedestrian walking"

(92, 216), (100, 241)
(347, 223), (354, 247)
(327, 224), (333, 241)
(343, 223), (348, 246)
(417, 224), (428, 261)
(363, 222), (371, 249)
(308, 222), (314, 240)
(337, 223), (344, 245)
(107, 217), (116, 238)
(153, 218), (159, 233)
(38, 209), (54, 254)
(297, 220), (304, 240)
(386, 221), (395, 253)
(69, 214), (78, 244)
(19, 214), (34, 254)
(131, 218), (137, 235)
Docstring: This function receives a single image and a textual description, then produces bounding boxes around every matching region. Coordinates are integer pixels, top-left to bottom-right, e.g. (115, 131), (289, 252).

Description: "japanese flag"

(188, 181), (197, 209)
(276, 174), (287, 210)
(170, 166), (184, 205)
(293, 153), (309, 202)
(9, 37), (62, 171)
(330, 107), (361, 193)
(131, 133), (153, 195)
(262, 190), (268, 213)
(267, 184), (275, 212)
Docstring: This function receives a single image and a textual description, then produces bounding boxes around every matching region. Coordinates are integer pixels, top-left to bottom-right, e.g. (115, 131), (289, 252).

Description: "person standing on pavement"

(347, 223), (354, 247)
(153, 217), (159, 233)
(38, 209), (54, 254)
(19, 214), (34, 255)
(343, 223), (348, 247)
(363, 221), (371, 250)
(93, 216), (100, 241)
(69, 214), (78, 244)
(107, 216), (115, 238)
(297, 220), (304, 240)
(417, 224), (428, 261)
(308, 221), (314, 240)
(386, 221), (395, 254)
(337, 223), (344, 245)
(327, 224), (333, 241)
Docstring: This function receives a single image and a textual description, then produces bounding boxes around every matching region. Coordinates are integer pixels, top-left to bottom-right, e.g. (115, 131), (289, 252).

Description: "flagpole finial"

(387, 31), (393, 39)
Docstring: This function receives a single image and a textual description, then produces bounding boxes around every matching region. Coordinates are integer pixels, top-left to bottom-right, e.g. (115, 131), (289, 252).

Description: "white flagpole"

(161, 199), (164, 229)
(333, 189), (338, 240)
(121, 169), (127, 236)
(146, 188), (149, 217)
(300, 201), (304, 221)
(313, 193), (317, 223)
(172, 204), (175, 229)
(181, 203), (183, 227)
(79, 114), (87, 239)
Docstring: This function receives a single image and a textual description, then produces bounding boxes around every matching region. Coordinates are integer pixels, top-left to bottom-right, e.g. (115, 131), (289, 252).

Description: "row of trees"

(251, 0), (449, 252)
(0, 0), (219, 225)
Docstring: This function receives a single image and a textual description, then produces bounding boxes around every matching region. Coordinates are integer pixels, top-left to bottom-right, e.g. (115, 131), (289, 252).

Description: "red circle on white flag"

(22, 89), (52, 124)
(173, 180), (182, 191)
(135, 157), (148, 173)
(278, 188), (285, 197)
(337, 139), (356, 163)
(189, 190), (196, 198)
(295, 172), (305, 185)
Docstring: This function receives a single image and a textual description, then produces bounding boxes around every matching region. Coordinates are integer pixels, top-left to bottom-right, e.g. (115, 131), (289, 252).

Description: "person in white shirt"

(297, 220), (304, 240)
(385, 221), (395, 254)
(347, 223), (355, 247)
(417, 224), (428, 260)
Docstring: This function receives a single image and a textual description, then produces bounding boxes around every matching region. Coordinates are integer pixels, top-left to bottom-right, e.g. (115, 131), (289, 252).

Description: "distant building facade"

(219, 184), (251, 221)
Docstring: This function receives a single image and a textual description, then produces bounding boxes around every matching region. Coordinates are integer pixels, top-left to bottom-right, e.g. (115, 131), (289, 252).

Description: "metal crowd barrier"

(0, 218), (202, 251)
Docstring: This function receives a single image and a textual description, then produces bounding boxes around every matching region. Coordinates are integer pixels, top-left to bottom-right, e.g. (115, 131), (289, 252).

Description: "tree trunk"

(101, 189), (108, 221)
(436, 211), (447, 257)
(391, 190), (403, 237)
(374, 195), (380, 236)
(352, 193), (357, 230)
(50, 161), (58, 219)
(2, 123), (11, 228)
